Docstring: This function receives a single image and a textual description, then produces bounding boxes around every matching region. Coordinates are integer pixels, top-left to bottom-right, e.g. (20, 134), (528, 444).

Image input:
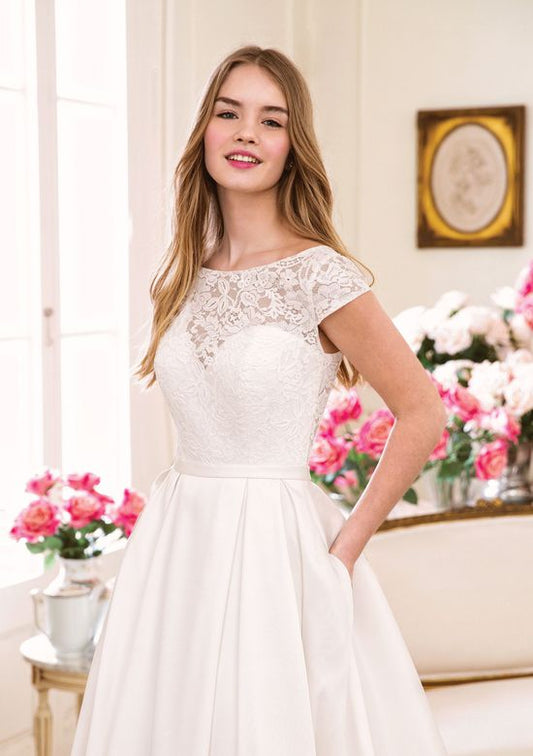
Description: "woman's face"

(203, 63), (291, 194)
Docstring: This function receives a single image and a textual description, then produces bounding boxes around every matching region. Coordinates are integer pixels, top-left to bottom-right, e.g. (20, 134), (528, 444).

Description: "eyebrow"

(215, 96), (289, 116)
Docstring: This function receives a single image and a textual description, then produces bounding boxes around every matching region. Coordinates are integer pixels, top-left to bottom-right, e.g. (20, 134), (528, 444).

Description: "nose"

(233, 118), (258, 143)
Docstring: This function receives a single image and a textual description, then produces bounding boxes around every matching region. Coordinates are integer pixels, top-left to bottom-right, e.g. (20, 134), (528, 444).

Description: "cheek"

(267, 134), (291, 163)
(203, 122), (225, 155)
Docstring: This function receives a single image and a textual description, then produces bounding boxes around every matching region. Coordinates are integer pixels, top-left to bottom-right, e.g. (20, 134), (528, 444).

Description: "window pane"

(0, 0), (25, 88)
(0, 338), (43, 586)
(0, 91), (30, 336)
(55, 0), (124, 103)
(57, 102), (121, 333)
(61, 333), (124, 498)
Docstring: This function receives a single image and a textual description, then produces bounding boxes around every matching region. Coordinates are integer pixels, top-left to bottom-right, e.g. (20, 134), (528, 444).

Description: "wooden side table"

(20, 633), (93, 756)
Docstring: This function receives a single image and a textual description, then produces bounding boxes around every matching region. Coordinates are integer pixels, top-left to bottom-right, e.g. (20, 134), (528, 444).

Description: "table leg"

(34, 687), (52, 756)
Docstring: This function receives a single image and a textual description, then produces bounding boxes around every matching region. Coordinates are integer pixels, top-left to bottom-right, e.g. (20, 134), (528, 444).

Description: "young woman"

(71, 45), (449, 755)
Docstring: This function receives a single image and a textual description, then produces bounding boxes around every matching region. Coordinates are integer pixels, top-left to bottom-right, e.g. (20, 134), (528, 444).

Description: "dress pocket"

(327, 552), (354, 629)
(328, 551), (353, 585)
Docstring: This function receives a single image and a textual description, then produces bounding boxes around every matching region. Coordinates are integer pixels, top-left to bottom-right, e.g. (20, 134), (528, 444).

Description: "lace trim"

(185, 245), (371, 370)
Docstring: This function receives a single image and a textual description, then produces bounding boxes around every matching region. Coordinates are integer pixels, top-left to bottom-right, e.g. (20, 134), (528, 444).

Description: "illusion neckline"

(200, 244), (325, 274)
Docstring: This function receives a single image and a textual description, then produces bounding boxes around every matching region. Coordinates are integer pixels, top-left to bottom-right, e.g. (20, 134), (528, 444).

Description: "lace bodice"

(154, 245), (371, 465)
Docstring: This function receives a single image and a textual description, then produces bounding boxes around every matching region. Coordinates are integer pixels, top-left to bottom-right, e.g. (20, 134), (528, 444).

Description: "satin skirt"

(70, 459), (448, 755)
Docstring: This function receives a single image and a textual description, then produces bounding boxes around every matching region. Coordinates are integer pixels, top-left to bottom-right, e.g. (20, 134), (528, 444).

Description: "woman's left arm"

(319, 290), (448, 573)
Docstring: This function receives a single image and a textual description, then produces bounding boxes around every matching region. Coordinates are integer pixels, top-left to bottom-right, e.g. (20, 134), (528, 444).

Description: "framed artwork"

(417, 105), (525, 247)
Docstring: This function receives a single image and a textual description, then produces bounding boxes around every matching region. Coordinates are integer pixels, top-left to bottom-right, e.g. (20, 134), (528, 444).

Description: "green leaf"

(43, 551), (57, 570)
(26, 541), (45, 554)
(41, 536), (63, 550)
(100, 521), (117, 535)
(80, 520), (104, 534)
(437, 460), (464, 479)
(402, 487), (418, 504)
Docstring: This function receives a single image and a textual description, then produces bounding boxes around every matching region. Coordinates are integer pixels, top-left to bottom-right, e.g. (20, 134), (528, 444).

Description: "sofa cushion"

(365, 513), (533, 677)
(425, 676), (533, 755)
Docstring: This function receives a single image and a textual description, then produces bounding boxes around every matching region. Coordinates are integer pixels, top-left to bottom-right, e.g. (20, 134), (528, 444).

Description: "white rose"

(433, 290), (470, 315)
(510, 313), (533, 348)
(468, 360), (512, 410)
(433, 320), (473, 355)
(485, 317), (511, 347)
(432, 359), (474, 389)
(452, 306), (494, 335)
(490, 285), (519, 311)
(503, 368), (533, 415)
(419, 307), (451, 339)
(505, 349), (533, 370)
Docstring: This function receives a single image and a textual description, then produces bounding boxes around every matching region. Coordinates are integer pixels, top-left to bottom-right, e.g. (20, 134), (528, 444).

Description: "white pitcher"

(30, 582), (108, 659)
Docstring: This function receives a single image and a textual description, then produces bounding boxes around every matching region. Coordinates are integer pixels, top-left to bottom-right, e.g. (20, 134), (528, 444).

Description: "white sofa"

(364, 507), (533, 756)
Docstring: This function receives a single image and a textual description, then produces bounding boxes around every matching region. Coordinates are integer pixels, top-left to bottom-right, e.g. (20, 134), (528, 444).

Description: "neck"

(213, 186), (291, 265)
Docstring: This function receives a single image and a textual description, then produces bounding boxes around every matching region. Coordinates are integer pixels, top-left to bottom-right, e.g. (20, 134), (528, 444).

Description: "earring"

(286, 159), (294, 170)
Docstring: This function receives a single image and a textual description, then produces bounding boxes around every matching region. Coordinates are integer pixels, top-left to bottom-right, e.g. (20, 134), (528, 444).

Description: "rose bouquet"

(308, 367), (519, 510)
(308, 386), (419, 507)
(422, 371), (519, 502)
(392, 290), (512, 371)
(10, 468), (146, 568)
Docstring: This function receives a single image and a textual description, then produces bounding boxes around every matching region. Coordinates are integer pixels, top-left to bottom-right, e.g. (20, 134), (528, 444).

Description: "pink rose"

(474, 439), (509, 480)
(516, 294), (533, 328)
(316, 413), (337, 439)
(25, 469), (61, 496)
(91, 491), (115, 507)
(517, 261), (533, 298)
(309, 434), (350, 475)
(326, 387), (362, 426)
(429, 428), (450, 461)
(333, 470), (358, 489)
(64, 493), (107, 528)
(444, 384), (483, 423)
(66, 472), (101, 491)
(10, 498), (60, 542)
(111, 488), (147, 537)
(478, 407), (521, 444)
(356, 408), (395, 459)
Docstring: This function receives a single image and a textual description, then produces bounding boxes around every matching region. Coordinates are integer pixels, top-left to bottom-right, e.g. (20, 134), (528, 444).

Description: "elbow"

(396, 396), (448, 437)
(428, 397), (448, 439)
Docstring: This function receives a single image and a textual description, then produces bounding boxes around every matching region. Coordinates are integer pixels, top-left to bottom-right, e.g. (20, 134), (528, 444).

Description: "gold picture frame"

(417, 105), (525, 247)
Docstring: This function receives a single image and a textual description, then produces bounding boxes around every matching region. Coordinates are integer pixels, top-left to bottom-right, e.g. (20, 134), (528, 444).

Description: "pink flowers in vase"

(426, 372), (515, 487)
(10, 467), (147, 566)
(308, 388), (408, 507)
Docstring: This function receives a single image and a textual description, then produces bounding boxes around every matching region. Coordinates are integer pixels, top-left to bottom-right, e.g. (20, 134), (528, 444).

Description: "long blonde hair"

(133, 44), (375, 389)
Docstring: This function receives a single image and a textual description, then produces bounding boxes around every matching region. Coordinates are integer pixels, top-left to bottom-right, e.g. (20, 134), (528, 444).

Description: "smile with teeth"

(226, 154), (261, 163)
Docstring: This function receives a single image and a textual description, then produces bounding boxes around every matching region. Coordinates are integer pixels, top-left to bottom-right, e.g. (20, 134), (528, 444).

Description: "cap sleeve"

(308, 247), (372, 325)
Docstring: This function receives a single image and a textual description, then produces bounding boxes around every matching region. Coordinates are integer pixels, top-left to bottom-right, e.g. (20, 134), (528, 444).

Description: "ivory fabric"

(71, 245), (448, 755)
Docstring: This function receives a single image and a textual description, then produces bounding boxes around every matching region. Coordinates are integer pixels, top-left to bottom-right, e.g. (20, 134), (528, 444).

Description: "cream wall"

(357, 0), (532, 314)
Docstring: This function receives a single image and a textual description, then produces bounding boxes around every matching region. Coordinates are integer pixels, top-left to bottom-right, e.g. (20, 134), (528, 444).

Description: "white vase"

(30, 556), (108, 659)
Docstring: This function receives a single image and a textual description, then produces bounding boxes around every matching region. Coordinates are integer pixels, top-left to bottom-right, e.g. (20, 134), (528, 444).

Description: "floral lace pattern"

(154, 245), (371, 465)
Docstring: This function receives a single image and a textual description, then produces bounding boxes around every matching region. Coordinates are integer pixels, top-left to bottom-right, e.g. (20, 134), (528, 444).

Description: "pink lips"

(225, 151), (262, 169)
(225, 156), (261, 169)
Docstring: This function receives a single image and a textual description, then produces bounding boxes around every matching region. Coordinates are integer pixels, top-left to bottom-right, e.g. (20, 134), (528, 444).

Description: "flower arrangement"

(309, 259), (533, 508)
(10, 468), (146, 568)
(308, 387), (418, 506)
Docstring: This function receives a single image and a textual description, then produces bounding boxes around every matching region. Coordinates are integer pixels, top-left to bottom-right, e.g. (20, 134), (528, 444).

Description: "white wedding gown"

(71, 244), (448, 755)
